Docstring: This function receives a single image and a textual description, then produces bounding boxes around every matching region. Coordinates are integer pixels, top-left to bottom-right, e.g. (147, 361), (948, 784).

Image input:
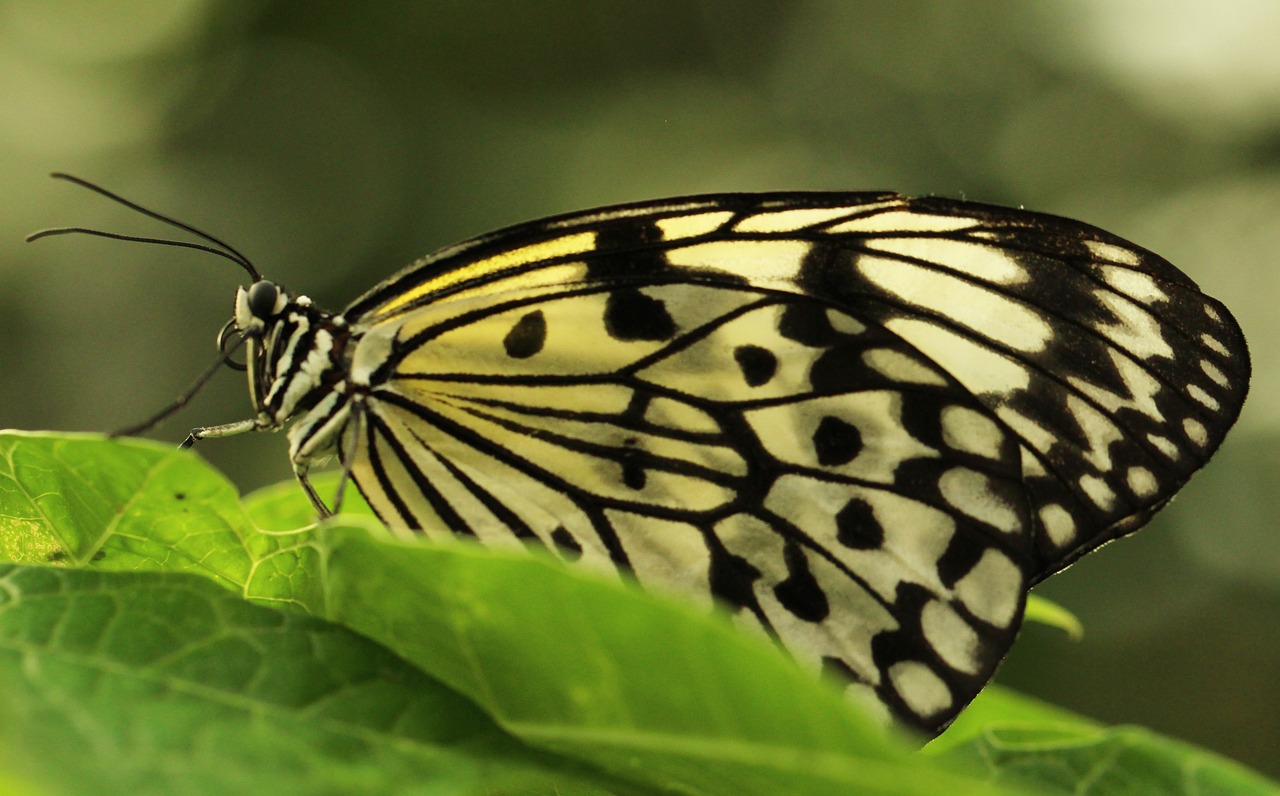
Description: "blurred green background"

(1, 0), (1276, 777)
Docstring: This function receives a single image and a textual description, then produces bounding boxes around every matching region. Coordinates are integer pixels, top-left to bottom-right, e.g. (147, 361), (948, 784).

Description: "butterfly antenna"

(26, 227), (256, 272)
(28, 173), (261, 282)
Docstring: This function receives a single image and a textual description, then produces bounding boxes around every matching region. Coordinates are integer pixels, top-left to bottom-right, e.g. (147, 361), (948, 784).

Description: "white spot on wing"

(1067, 349), (1163, 421)
(941, 405), (1004, 460)
(665, 239), (812, 282)
(921, 600), (982, 675)
(862, 348), (947, 386)
(1085, 240), (1141, 267)
(1147, 433), (1180, 460)
(1184, 417), (1209, 447)
(1065, 394), (1124, 471)
(864, 238), (1030, 285)
(860, 256), (1050, 352)
(997, 406), (1057, 454)
(550, 201), (717, 229)
(734, 206), (863, 233)
(1187, 384), (1220, 410)
(655, 211), (735, 241)
(1099, 264), (1166, 303)
(889, 660), (952, 717)
(826, 208), (975, 235)
(884, 318), (1032, 396)
(954, 548), (1022, 628)
(1078, 474), (1117, 510)
(644, 397), (721, 434)
(1201, 360), (1229, 388)
(1126, 466), (1158, 498)
(1019, 447), (1046, 478)
(1038, 504), (1076, 547)
(826, 309), (866, 335)
(1201, 333), (1229, 356)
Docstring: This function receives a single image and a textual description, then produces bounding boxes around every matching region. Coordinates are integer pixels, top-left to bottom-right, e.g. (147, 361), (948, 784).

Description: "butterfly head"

(29, 173), (357, 446)
(236, 279), (289, 332)
(230, 281), (282, 411)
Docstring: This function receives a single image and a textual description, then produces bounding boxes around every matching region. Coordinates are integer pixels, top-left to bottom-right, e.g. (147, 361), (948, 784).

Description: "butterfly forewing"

(318, 194), (1248, 733)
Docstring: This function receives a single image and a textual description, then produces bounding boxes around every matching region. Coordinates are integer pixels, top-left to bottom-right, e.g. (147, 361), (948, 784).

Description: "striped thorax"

(234, 280), (357, 500)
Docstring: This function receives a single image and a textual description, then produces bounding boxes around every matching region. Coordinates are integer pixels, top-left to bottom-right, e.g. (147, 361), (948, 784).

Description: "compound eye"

(247, 280), (279, 319)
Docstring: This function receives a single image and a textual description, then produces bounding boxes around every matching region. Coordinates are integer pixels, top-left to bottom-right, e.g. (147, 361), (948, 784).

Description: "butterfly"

(32, 174), (1249, 734)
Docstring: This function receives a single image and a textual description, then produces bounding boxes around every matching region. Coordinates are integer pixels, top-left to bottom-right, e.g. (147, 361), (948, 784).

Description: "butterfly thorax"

(234, 281), (355, 436)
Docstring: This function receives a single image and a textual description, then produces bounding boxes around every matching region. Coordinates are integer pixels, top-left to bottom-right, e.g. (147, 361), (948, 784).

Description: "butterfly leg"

(287, 393), (361, 519)
(328, 400), (366, 517)
(180, 418), (264, 449)
(294, 464), (334, 519)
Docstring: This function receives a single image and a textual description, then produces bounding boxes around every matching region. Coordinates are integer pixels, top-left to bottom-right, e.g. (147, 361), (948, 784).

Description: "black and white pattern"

(197, 192), (1248, 734)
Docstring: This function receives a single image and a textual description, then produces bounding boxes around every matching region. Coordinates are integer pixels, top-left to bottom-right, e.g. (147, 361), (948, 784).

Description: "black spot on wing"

(621, 391), (650, 424)
(584, 218), (668, 280)
(706, 534), (764, 614)
(550, 526), (584, 560)
(793, 241), (863, 302)
(621, 461), (646, 490)
(503, 309), (547, 359)
(809, 344), (869, 394)
(778, 303), (840, 346)
(835, 497), (883, 549)
(620, 437), (646, 489)
(733, 344), (778, 387)
(812, 415), (863, 466)
(604, 288), (677, 341)
(773, 542), (829, 622)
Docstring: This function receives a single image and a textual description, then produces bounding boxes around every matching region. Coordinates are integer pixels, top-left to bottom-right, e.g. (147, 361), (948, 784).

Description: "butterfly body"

(43, 186), (1249, 735)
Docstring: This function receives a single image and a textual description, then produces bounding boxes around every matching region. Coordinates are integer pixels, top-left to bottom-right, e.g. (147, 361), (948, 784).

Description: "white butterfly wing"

(334, 193), (1247, 732)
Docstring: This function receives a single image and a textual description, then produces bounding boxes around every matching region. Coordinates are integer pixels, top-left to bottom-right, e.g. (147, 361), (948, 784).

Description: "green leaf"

(938, 722), (1280, 796)
(0, 564), (613, 796)
(244, 472), (376, 530)
(933, 689), (1280, 794)
(1023, 595), (1084, 641)
(930, 685), (1100, 758)
(0, 431), (326, 611)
